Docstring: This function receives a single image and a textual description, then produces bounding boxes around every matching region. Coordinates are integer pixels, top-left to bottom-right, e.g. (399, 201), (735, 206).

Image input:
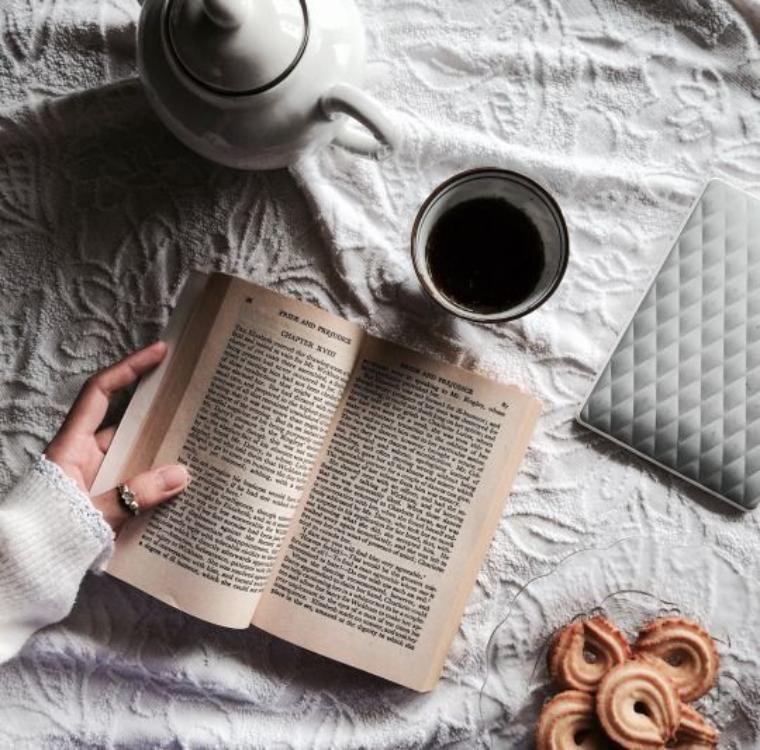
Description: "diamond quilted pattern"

(579, 179), (760, 510)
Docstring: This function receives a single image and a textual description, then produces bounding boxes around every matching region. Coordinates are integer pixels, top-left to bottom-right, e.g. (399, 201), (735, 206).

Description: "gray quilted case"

(578, 179), (760, 511)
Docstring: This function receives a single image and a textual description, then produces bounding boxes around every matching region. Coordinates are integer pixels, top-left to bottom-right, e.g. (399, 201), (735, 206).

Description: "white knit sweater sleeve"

(0, 456), (114, 664)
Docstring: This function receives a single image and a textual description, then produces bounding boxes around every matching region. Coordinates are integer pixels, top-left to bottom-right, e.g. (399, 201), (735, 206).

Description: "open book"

(93, 272), (541, 691)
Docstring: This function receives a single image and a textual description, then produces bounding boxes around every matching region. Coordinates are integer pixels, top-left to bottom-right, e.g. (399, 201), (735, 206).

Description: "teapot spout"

(203, 0), (249, 29)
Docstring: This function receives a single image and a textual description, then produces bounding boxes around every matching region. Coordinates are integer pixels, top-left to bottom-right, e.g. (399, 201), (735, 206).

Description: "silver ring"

(117, 483), (141, 516)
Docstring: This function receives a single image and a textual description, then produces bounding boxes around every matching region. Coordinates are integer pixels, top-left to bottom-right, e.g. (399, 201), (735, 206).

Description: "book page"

(253, 336), (541, 689)
(105, 275), (363, 627)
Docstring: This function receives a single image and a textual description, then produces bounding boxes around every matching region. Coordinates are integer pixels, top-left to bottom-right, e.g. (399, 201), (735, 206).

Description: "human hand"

(45, 341), (189, 533)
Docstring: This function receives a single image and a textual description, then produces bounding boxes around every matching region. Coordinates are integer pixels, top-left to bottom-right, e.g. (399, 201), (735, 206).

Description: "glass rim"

(410, 167), (570, 323)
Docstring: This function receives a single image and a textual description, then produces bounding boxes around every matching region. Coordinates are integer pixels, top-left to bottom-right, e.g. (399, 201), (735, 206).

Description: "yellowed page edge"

(91, 270), (210, 496)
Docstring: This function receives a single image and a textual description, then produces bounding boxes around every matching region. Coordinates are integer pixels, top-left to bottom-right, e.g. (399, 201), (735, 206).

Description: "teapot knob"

(203, 0), (249, 29)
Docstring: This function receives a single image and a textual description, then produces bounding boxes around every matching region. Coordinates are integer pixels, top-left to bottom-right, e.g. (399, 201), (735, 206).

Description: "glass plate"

(478, 536), (759, 749)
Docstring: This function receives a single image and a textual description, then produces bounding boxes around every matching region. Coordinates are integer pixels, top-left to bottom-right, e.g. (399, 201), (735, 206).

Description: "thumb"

(92, 464), (189, 532)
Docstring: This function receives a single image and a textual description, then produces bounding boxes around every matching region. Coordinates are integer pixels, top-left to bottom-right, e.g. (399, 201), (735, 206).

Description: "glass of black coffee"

(411, 168), (568, 322)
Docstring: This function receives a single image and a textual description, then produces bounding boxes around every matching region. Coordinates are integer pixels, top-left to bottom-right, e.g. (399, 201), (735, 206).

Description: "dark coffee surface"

(425, 197), (545, 314)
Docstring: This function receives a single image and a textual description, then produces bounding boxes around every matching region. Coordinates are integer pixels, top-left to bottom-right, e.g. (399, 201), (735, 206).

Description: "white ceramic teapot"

(137, 0), (398, 169)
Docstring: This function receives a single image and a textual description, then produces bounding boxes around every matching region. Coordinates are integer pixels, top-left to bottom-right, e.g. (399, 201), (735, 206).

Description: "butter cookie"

(535, 690), (610, 750)
(634, 618), (719, 702)
(669, 703), (719, 749)
(595, 658), (680, 749)
(548, 616), (631, 692)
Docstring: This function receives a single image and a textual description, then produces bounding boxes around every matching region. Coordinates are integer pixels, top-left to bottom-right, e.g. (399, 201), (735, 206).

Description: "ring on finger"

(117, 483), (141, 516)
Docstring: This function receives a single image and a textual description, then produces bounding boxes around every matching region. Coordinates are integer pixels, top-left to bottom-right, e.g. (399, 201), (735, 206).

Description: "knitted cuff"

(35, 456), (114, 570)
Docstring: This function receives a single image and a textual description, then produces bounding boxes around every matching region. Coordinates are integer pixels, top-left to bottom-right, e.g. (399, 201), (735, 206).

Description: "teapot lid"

(168, 0), (308, 95)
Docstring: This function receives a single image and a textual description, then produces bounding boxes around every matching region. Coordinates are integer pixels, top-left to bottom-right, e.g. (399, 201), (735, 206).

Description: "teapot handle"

(320, 84), (397, 159)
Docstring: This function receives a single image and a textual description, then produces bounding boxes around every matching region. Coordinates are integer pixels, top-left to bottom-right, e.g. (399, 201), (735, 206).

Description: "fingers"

(95, 425), (118, 454)
(92, 463), (189, 532)
(64, 341), (168, 435)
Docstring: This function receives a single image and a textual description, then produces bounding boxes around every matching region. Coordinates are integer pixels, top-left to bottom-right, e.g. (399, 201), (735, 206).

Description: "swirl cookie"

(595, 658), (681, 749)
(548, 616), (631, 692)
(670, 704), (719, 749)
(535, 690), (610, 750)
(634, 618), (719, 702)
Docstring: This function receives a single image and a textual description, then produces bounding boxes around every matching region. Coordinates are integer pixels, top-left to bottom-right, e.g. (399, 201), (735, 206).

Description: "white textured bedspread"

(2, 0), (760, 747)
